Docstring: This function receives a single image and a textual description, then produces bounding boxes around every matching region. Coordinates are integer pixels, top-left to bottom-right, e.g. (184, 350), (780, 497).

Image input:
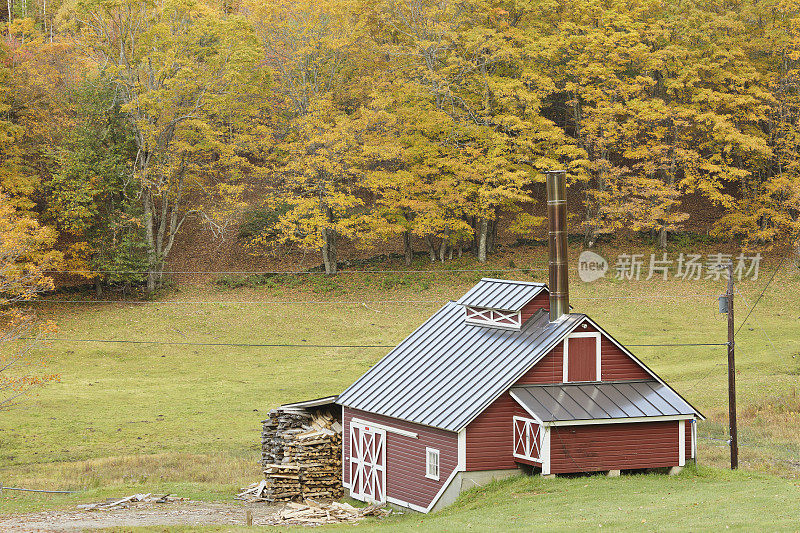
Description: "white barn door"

(349, 422), (386, 503)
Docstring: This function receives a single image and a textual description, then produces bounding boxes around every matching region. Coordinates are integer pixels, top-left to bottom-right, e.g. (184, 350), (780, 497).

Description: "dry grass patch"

(1, 453), (257, 490)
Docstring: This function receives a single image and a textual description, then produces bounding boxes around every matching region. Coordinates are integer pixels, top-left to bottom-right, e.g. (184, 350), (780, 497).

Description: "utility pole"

(726, 263), (738, 469)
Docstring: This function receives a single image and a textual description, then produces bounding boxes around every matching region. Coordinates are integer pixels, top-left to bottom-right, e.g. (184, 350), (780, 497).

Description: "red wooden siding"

(567, 337), (596, 382)
(465, 392), (528, 471)
(549, 421), (681, 473)
(517, 344), (564, 384)
(599, 338), (651, 380)
(342, 408), (458, 509)
(580, 322), (651, 381)
(520, 292), (550, 324)
(686, 419), (694, 460)
(516, 321), (651, 385)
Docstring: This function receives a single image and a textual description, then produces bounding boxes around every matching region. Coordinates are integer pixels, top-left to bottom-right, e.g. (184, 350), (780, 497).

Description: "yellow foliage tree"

(0, 193), (60, 410)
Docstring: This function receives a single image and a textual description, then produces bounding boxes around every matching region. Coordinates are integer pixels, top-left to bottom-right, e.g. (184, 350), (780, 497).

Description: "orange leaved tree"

(0, 193), (60, 410)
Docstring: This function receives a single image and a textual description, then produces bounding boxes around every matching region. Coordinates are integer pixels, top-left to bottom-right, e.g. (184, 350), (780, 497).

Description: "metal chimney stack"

(546, 170), (569, 322)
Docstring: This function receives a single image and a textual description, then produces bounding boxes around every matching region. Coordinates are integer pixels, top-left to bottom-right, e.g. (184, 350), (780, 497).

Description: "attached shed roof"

(455, 278), (547, 312)
(280, 395), (339, 410)
(510, 381), (697, 422)
(336, 304), (585, 432)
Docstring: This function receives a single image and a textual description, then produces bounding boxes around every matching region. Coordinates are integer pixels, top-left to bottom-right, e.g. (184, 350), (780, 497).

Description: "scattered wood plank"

(76, 493), (185, 511)
(263, 499), (390, 526)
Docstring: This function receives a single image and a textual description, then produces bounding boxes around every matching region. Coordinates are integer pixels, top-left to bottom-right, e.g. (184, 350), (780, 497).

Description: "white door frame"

(563, 332), (601, 382)
(349, 422), (387, 503)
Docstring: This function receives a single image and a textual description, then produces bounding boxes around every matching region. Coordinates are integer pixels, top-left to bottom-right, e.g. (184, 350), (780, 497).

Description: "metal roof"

(280, 395), (339, 410)
(455, 278), (547, 312)
(336, 304), (585, 432)
(510, 381), (697, 422)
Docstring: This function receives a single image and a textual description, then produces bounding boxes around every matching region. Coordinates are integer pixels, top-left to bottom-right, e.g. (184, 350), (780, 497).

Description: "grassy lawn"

(1, 245), (799, 524)
(92, 468), (800, 532)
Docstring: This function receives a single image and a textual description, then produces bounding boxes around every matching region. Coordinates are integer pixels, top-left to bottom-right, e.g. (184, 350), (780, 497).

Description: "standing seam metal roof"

(510, 381), (696, 422)
(336, 304), (584, 432)
(455, 278), (547, 312)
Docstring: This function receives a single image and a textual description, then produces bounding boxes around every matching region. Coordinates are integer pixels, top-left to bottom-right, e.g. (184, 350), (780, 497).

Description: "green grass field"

(1, 246), (799, 529)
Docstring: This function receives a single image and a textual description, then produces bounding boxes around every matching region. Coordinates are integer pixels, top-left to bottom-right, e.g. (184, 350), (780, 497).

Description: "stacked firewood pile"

(243, 406), (342, 502)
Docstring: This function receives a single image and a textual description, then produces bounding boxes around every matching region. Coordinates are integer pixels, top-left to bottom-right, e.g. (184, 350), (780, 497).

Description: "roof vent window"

(465, 306), (522, 330)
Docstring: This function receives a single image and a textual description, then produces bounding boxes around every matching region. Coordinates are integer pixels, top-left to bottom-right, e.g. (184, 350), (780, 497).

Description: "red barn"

(335, 172), (703, 513)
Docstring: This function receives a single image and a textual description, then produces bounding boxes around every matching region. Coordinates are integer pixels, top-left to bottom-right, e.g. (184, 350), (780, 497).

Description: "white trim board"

(350, 417), (418, 439)
(508, 390), (545, 425)
(424, 467), (464, 513)
(457, 429), (467, 471)
(541, 427), (551, 475)
(386, 496), (427, 514)
(548, 415), (695, 427)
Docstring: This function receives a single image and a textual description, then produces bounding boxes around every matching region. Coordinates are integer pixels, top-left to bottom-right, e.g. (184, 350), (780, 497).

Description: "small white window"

(425, 447), (440, 480)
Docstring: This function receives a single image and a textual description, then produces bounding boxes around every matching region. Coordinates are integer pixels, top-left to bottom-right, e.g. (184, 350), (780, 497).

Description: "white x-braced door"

(512, 416), (542, 462)
(349, 423), (386, 503)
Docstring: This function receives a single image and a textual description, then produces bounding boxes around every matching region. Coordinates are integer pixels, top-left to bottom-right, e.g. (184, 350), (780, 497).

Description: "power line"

(25, 299), (446, 305)
(571, 294), (718, 300)
(626, 343), (727, 347)
(43, 267), (548, 275)
(26, 294), (721, 305)
(0, 485), (77, 494)
(734, 286), (777, 353)
(734, 246), (793, 337)
(30, 337), (727, 348)
(34, 338), (393, 348)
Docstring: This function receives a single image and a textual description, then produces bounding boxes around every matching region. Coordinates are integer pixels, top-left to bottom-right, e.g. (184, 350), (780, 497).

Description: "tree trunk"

(659, 227), (668, 249)
(322, 227), (338, 274)
(94, 278), (103, 298)
(477, 217), (489, 263)
(142, 188), (157, 294)
(426, 237), (436, 262)
(403, 231), (412, 266)
(438, 235), (448, 262)
(488, 218), (497, 254)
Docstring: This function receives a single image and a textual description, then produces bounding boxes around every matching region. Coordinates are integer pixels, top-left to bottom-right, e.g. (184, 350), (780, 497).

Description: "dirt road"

(0, 501), (280, 532)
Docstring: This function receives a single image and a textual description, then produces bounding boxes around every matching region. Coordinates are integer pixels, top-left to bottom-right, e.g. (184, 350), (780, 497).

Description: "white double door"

(349, 423), (386, 503)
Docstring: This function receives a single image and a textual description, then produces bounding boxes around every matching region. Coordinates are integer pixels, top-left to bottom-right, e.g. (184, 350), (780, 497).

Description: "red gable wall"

(342, 407), (458, 510)
(520, 292), (551, 324)
(517, 321), (651, 384)
(465, 318), (656, 472)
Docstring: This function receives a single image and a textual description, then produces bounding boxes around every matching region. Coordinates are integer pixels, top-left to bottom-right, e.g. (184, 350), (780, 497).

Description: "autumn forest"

(2, 0), (800, 291)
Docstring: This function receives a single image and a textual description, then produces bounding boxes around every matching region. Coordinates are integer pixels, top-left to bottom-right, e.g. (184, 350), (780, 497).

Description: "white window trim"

(425, 447), (440, 481)
(512, 416), (543, 463)
(464, 306), (522, 330)
(562, 332), (601, 383)
(679, 419), (686, 467)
